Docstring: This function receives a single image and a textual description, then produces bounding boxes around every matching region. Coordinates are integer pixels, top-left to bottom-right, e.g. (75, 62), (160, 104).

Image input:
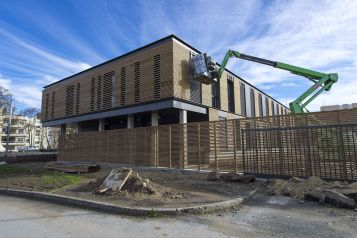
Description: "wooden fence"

(58, 108), (357, 180)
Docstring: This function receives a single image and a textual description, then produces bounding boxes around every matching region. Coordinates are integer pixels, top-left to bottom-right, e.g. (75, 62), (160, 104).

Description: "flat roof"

(43, 34), (288, 109)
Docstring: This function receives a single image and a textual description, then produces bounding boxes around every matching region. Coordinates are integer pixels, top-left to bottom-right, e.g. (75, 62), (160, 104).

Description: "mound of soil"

(81, 169), (186, 200)
(267, 176), (350, 199)
(264, 176), (357, 209)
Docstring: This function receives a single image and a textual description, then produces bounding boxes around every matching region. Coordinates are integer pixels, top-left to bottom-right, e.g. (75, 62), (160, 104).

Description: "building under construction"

(41, 35), (288, 132)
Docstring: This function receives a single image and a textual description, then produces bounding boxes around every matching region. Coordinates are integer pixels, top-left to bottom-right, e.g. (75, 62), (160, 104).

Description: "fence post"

(106, 131), (109, 163)
(198, 123), (201, 172)
(278, 130), (284, 175)
(91, 133), (94, 162)
(304, 115), (313, 177)
(156, 126), (160, 167)
(214, 122), (218, 171)
(169, 125), (172, 168)
(241, 125), (246, 172)
(233, 121), (238, 173)
(338, 126), (347, 180)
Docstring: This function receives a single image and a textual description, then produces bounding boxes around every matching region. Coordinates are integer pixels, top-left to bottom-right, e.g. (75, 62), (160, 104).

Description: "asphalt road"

(0, 194), (356, 238)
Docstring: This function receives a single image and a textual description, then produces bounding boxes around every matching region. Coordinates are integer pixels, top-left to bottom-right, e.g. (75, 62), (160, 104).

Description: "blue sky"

(0, 0), (356, 111)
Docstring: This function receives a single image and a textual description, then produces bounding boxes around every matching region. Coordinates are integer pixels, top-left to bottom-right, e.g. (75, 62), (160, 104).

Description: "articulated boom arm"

(218, 50), (338, 114)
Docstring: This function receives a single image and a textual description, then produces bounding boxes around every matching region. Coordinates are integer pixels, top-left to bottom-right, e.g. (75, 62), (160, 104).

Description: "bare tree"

(40, 126), (59, 149)
(19, 107), (40, 118)
(0, 85), (13, 114)
(18, 107), (40, 147)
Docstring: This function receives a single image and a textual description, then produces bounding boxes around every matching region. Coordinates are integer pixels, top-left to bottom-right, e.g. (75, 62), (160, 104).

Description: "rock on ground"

(322, 190), (356, 209)
(207, 171), (221, 181)
(268, 176), (357, 209)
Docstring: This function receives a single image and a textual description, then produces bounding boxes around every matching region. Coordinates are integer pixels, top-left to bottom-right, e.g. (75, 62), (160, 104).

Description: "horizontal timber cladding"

(171, 39), (289, 117)
(153, 54), (161, 99)
(58, 108), (357, 181)
(41, 39), (173, 121)
(44, 93), (49, 120)
(65, 85), (75, 116)
(134, 61), (140, 103)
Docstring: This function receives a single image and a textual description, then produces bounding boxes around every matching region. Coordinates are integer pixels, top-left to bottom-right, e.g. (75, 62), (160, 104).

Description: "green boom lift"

(190, 50), (338, 114)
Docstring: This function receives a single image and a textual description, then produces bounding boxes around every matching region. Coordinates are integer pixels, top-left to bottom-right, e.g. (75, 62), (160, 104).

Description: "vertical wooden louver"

(51, 92), (55, 119)
(45, 93), (49, 120)
(120, 67), (126, 106)
(103, 71), (115, 110)
(90, 78), (95, 112)
(96, 76), (102, 111)
(134, 61), (140, 103)
(65, 85), (75, 116)
(153, 54), (160, 99)
(75, 83), (80, 114)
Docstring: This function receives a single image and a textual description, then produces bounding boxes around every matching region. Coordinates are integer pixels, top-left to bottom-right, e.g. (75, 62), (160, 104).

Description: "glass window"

(240, 83), (246, 116)
(250, 89), (256, 117)
(227, 75), (235, 113)
(212, 78), (220, 108)
(258, 94), (263, 117)
(265, 98), (270, 116)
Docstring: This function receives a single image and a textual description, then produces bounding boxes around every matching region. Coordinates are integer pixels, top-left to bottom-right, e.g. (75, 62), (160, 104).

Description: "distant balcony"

(1, 142), (27, 146)
(0, 133), (27, 137)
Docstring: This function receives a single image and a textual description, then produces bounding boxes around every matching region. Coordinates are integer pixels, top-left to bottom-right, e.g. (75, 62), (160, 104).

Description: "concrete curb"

(0, 188), (255, 216)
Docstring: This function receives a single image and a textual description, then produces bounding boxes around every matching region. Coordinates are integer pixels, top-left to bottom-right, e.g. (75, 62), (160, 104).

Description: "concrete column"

(127, 114), (134, 129)
(151, 111), (159, 167)
(98, 119), (105, 131)
(71, 122), (79, 134)
(179, 109), (188, 168)
(151, 111), (159, 127)
(179, 109), (187, 124)
(60, 124), (66, 135)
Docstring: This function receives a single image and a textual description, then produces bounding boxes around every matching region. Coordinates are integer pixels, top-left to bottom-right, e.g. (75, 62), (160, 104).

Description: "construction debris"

(98, 168), (132, 193)
(207, 171), (222, 181)
(267, 177), (357, 209)
(97, 168), (160, 195)
(46, 161), (100, 173)
(207, 172), (256, 184)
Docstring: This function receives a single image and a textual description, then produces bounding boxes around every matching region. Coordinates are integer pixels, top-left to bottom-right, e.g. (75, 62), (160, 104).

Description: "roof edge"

(43, 34), (288, 109)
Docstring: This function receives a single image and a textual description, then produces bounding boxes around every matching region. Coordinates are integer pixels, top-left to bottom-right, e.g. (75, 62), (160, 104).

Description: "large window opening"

(250, 89), (256, 117)
(258, 94), (263, 117)
(212, 78), (220, 108)
(240, 83), (246, 116)
(227, 75), (235, 113)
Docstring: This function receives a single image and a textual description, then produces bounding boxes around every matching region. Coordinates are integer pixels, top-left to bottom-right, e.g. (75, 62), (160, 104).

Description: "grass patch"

(146, 209), (164, 219)
(0, 164), (33, 176)
(41, 174), (82, 188)
(0, 164), (84, 191)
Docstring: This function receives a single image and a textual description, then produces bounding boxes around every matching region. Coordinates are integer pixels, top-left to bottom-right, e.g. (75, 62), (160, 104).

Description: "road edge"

(0, 188), (255, 216)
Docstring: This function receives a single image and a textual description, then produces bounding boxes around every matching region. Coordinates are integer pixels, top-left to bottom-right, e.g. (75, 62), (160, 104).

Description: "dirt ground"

(55, 168), (261, 208)
(0, 163), (83, 192)
(0, 163), (262, 208)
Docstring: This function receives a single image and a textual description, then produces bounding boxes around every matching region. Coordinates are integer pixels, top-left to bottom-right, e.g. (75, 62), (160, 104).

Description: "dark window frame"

(212, 77), (220, 109)
(250, 89), (256, 117)
(240, 83), (246, 116)
(258, 93), (263, 117)
(227, 75), (235, 113)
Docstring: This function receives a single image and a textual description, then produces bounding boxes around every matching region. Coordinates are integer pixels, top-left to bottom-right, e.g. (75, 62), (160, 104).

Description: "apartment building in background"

(321, 103), (357, 111)
(41, 35), (289, 132)
(0, 110), (58, 152)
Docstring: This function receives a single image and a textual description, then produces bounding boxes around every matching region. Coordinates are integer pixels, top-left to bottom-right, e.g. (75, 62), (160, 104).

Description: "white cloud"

(0, 28), (91, 74)
(0, 74), (12, 89)
(225, 0), (357, 111)
(0, 74), (41, 108)
(1, 0), (356, 112)
(0, 27), (92, 109)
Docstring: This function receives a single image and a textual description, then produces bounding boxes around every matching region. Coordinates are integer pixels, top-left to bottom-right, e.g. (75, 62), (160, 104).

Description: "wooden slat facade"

(58, 109), (357, 181)
(41, 35), (288, 124)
